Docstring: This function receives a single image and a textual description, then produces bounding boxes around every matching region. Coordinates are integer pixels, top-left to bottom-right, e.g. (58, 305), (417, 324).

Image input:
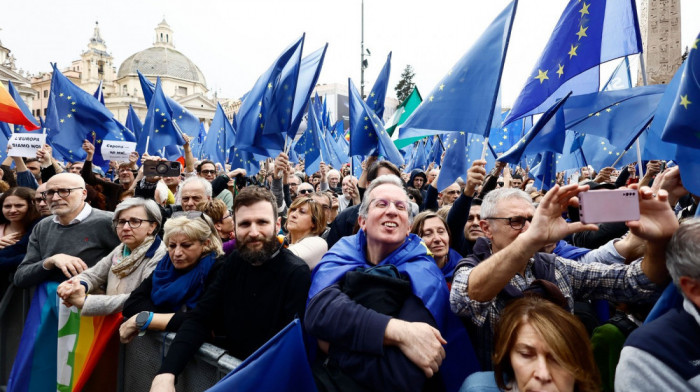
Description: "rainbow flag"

(0, 81), (40, 131)
(57, 304), (122, 392)
(7, 282), (60, 392)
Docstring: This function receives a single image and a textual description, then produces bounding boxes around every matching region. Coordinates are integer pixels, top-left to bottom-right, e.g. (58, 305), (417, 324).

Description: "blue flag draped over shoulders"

(309, 230), (479, 391)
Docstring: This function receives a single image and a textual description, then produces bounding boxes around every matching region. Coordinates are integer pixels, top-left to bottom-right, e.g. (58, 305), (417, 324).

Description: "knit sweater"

(76, 239), (167, 316)
(14, 208), (120, 288)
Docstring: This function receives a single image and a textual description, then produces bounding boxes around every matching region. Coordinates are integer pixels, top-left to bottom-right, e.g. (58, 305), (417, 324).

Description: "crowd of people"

(1, 134), (698, 392)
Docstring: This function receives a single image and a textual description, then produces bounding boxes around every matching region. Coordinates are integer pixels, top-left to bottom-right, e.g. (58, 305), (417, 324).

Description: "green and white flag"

(387, 87), (424, 149)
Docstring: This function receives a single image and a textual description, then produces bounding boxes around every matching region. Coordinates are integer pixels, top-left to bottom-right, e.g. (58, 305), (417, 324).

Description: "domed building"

(30, 19), (216, 128)
(110, 19), (216, 126)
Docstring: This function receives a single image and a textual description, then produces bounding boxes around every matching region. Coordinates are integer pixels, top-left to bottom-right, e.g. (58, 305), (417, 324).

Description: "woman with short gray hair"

(56, 197), (167, 316)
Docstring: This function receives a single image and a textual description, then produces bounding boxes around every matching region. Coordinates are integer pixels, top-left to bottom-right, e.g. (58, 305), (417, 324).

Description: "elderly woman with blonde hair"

(119, 211), (224, 343)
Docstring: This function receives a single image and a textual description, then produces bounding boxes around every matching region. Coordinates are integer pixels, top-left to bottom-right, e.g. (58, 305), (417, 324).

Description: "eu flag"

(499, 93), (571, 164)
(45, 64), (127, 163)
(428, 135), (444, 165)
(137, 77), (186, 157)
(236, 35), (305, 156)
(125, 104), (143, 142)
(531, 152), (558, 190)
(602, 56), (632, 91)
(288, 44), (328, 140)
(365, 52), (392, 119)
(93, 80), (104, 105)
(399, 0), (517, 139)
(206, 319), (317, 392)
(202, 103), (236, 169)
(437, 132), (468, 191)
(406, 139), (428, 172)
(489, 111), (527, 154)
(295, 98), (323, 175)
(659, 32), (700, 149)
(137, 71), (201, 137)
(505, 0), (642, 124)
(348, 79), (403, 165)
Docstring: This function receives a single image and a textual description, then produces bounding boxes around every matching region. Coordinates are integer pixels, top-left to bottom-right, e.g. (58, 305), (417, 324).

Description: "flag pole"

(145, 136), (150, 155)
(636, 54), (649, 178)
(611, 148), (629, 167)
(480, 137), (490, 161)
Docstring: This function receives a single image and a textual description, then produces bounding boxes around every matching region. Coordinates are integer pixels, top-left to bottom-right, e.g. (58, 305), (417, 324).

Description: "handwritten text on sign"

(8, 134), (47, 158)
(101, 141), (137, 161)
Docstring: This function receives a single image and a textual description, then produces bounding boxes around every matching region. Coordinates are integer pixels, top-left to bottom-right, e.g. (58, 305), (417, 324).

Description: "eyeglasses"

(220, 211), (233, 221)
(113, 217), (154, 229)
(484, 216), (533, 230)
(444, 190), (461, 196)
(41, 187), (84, 200)
(370, 198), (409, 212)
(200, 169), (217, 175)
(298, 189), (313, 195)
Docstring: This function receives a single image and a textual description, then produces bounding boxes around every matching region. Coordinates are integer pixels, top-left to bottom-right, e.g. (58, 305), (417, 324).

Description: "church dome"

(116, 19), (206, 86)
(117, 46), (207, 85)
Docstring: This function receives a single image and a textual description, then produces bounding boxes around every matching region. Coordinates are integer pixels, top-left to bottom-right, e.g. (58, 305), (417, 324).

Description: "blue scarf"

(441, 248), (462, 281)
(151, 251), (217, 311)
(310, 230), (480, 391)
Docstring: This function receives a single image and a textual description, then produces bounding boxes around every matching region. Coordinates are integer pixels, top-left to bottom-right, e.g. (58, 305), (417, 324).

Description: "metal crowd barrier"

(0, 280), (242, 392)
(0, 282), (31, 390)
(117, 332), (243, 392)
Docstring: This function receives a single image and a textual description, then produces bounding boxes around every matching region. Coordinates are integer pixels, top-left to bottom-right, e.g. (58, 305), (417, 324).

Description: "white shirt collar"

(52, 203), (93, 226)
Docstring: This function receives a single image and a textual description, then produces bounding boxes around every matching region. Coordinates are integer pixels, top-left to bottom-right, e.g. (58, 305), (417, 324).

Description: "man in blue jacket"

(305, 175), (478, 392)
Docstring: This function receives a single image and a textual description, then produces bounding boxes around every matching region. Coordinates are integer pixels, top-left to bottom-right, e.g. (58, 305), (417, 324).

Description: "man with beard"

(150, 186), (311, 391)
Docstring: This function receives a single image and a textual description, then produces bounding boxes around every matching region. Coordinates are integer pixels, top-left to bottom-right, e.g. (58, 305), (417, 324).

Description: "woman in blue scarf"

(119, 212), (224, 343)
(411, 211), (461, 287)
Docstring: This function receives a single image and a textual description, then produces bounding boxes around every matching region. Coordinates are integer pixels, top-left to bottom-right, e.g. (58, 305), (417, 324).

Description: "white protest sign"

(8, 133), (47, 158)
(101, 141), (137, 162)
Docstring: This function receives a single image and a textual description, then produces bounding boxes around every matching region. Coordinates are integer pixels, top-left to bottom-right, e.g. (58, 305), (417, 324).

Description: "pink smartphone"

(578, 189), (640, 224)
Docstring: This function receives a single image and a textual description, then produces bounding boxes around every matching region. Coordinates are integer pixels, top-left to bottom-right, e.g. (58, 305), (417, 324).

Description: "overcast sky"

(3, 0), (699, 107)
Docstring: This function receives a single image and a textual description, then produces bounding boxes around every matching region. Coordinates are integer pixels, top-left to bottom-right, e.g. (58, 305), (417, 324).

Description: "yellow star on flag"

(370, 92), (375, 97)
(59, 93), (64, 97)
(534, 69), (549, 84)
(579, 2), (590, 16)
(67, 96), (72, 100)
(439, 84), (445, 91)
(680, 95), (692, 109)
(576, 26), (588, 40)
(155, 108), (159, 112)
(568, 45), (579, 59)
(429, 96), (434, 102)
(693, 38), (699, 50)
(556, 64), (564, 78)
(267, 83), (273, 89)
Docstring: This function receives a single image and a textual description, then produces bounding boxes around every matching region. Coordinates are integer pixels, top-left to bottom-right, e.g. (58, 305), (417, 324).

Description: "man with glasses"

(296, 183), (314, 198)
(14, 173), (120, 288)
(438, 183), (462, 207)
(450, 186), (678, 369)
(197, 160), (234, 209)
(305, 175), (477, 391)
(33, 182), (52, 217)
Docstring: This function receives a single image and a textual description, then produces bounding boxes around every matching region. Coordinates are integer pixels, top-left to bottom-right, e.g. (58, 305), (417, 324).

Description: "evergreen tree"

(394, 65), (415, 102)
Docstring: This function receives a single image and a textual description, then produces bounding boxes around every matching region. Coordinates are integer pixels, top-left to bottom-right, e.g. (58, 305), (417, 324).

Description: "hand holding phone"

(578, 189), (640, 224)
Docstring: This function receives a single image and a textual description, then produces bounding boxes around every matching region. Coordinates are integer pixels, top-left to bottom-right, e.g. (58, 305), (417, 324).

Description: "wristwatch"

(135, 311), (151, 330)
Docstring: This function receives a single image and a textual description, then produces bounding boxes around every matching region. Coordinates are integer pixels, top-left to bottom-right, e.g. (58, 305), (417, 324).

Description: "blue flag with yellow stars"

(499, 92), (571, 164)
(236, 35), (305, 156)
(137, 77), (186, 157)
(93, 80), (104, 105)
(531, 152), (558, 190)
(44, 64), (129, 163)
(399, 0), (517, 139)
(437, 132), (468, 192)
(602, 56), (632, 91)
(406, 139), (428, 172)
(489, 111), (527, 154)
(137, 71), (200, 137)
(294, 98), (323, 175)
(202, 103), (236, 169)
(505, 0), (642, 124)
(125, 104), (143, 142)
(287, 44), (328, 141)
(348, 79), (404, 165)
(260, 34), (304, 144)
(659, 33), (700, 149)
(7, 80), (39, 133)
(565, 88), (664, 148)
(365, 52), (392, 120)
(428, 135), (444, 166)
(0, 122), (11, 162)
